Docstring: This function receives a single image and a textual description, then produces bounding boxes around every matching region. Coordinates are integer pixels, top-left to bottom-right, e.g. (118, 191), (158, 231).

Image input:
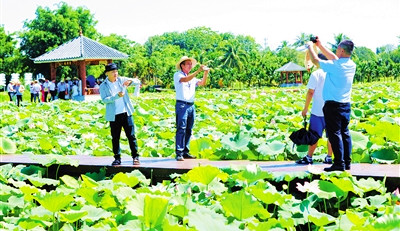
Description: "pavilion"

(32, 32), (128, 95)
(275, 62), (307, 86)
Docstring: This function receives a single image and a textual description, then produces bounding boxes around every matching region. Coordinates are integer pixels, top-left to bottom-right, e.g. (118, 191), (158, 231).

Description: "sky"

(1, 0), (399, 51)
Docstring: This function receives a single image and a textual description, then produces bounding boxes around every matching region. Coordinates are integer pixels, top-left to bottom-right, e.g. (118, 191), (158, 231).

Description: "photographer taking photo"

(306, 37), (356, 172)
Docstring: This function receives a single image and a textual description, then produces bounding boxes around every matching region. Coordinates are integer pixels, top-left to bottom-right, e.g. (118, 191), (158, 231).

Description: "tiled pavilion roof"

(276, 62), (306, 72)
(33, 35), (128, 63)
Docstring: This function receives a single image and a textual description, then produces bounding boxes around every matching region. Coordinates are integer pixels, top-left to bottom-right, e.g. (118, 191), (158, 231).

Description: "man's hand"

(123, 80), (132, 87)
(301, 108), (308, 117)
(118, 91), (125, 97)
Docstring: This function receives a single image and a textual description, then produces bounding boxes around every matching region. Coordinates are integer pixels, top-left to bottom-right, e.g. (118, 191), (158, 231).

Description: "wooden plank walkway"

(1, 154), (399, 190)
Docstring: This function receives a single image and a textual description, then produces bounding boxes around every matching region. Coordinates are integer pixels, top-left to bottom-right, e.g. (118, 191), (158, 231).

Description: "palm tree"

(276, 40), (290, 52)
(293, 33), (312, 48)
(329, 33), (350, 52)
(219, 40), (248, 71)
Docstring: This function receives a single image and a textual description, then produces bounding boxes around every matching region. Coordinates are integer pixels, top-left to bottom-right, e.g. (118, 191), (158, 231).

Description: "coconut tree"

(219, 40), (248, 71)
(329, 33), (350, 52)
(293, 33), (312, 48)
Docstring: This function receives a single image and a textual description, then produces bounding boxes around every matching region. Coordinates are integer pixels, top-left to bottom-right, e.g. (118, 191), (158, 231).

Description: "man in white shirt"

(48, 79), (56, 101)
(174, 56), (209, 161)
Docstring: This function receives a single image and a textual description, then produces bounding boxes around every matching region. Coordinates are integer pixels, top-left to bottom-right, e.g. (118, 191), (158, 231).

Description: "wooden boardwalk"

(1, 154), (399, 190)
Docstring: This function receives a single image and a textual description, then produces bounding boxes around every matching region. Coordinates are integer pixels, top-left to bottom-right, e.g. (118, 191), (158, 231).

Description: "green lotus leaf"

(112, 172), (140, 188)
(220, 189), (265, 220)
(351, 131), (369, 151)
(143, 195), (169, 229)
(1, 137), (17, 154)
(26, 175), (59, 187)
(17, 218), (47, 230)
(187, 205), (240, 231)
(80, 204), (112, 222)
(59, 210), (88, 223)
(187, 165), (228, 185)
(371, 148), (398, 163)
(60, 175), (80, 189)
(256, 140), (286, 156)
(34, 191), (74, 213)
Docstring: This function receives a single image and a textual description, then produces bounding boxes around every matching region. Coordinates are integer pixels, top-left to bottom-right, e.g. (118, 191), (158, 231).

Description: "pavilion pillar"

(286, 72), (289, 84)
(79, 60), (87, 95)
(300, 71), (303, 84)
(50, 63), (56, 80)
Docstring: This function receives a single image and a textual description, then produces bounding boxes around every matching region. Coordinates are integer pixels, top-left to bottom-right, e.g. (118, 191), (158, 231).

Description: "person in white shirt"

(48, 79), (56, 101)
(7, 80), (15, 101)
(173, 56), (209, 161)
(31, 80), (41, 103)
(296, 53), (332, 165)
(42, 79), (50, 102)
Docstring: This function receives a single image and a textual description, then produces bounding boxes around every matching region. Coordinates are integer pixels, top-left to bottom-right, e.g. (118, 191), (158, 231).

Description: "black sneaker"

(111, 158), (121, 166)
(345, 165), (351, 170)
(176, 156), (184, 161)
(295, 156), (313, 164)
(324, 165), (345, 172)
(182, 153), (196, 159)
(133, 156), (140, 165)
(323, 155), (333, 164)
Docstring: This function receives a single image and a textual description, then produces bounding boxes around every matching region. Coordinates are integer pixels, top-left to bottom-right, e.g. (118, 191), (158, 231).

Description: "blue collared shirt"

(320, 58), (356, 103)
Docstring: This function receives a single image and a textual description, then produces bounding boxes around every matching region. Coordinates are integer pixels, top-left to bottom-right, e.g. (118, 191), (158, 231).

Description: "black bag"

(289, 116), (320, 145)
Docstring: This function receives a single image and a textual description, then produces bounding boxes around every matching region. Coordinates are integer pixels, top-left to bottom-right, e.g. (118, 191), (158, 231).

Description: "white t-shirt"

(307, 69), (326, 117)
(106, 78), (126, 115)
(173, 71), (200, 103)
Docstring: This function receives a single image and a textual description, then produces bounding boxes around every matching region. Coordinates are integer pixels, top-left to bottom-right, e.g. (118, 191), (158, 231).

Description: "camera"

(310, 36), (318, 43)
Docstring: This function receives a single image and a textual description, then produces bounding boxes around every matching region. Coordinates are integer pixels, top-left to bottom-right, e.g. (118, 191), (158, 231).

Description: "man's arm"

(302, 89), (314, 117)
(316, 42), (338, 60)
(197, 69), (209, 86)
(179, 65), (207, 83)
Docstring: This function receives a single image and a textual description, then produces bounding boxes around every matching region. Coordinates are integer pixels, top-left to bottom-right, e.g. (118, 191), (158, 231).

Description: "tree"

(19, 2), (98, 77)
(0, 26), (27, 76)
(293, 33), (312, 48)
(329, 33), (350, 52)
(219, 40), (248, 71)
(276, 40), (290, 52)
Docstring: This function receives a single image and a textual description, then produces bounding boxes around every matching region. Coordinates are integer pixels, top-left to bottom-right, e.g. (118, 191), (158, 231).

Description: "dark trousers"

(32, 93), (39, 103)
(323, 101), (352, 168)
(58, 91), (65, 100)
(110, 113), (138, 159)
(175, 101), (195, 156)
(16, 95), (22, 107)
(8, 92), (14, 101)
(44, 92), (49, 102)
(50, 90), (56, 101)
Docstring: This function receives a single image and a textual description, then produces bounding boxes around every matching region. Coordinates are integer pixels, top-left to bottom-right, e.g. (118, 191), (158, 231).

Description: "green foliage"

(0, 164), (399, 230)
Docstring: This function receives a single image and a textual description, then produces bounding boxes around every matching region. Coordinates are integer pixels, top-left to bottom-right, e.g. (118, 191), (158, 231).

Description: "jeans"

(175, 101), (195, 156)
(110, 113), (138, 158)
(32, 93), (39, 103)
(8, 92), (15, 101)
(323, 101), (352, 168)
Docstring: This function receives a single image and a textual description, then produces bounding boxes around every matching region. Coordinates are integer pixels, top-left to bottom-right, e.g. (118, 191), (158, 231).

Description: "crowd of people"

(6, 77), (91, 106)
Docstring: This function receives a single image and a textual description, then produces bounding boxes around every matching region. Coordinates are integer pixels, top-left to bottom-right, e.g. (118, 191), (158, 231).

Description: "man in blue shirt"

(306, 38), (356, 171)
(174, 56), (209, 161)
(99, 63), (140, 166)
